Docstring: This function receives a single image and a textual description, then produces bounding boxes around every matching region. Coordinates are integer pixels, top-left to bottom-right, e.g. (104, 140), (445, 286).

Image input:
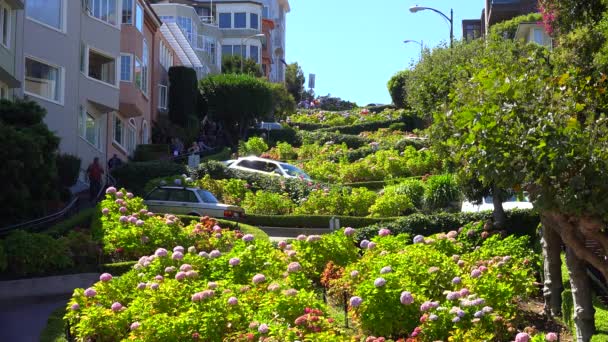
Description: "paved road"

(0, 295), (69, 342)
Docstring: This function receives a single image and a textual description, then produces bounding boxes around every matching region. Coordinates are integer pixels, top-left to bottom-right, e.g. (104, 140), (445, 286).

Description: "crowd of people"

(169, 119), (224, 157)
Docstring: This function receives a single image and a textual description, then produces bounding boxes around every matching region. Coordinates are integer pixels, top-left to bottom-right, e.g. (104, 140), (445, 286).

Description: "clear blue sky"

(286, 0), (485, 105)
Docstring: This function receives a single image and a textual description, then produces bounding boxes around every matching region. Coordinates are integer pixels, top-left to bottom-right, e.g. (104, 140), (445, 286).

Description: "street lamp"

(240, 33), (266, 73)
(403, 39), (424, 59)
(409, 5), (453, 48)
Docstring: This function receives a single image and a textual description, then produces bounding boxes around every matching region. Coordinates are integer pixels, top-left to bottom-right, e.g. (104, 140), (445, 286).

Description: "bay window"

(79, 107), (102, 150)
(135, 3), (143, 32)
(88, 0), (118, 26)
(250, 13), (259, 29)
(120, 54), (132, 82)
(88, 48), (117, 86)
(113, 114), (124, 146)
(25, 57), (62, 103)
(26, 0), (63, 31)
(234, 12), (246, 28)
(122, 0), (132, 24)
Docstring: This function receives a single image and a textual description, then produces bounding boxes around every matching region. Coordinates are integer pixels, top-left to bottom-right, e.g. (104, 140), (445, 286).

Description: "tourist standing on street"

(108, 154), (122, 171)
(87, 157), (104, 201)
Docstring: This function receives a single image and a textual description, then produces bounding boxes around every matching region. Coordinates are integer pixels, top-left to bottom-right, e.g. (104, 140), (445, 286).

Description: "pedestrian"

(86, 157), (104, 200)
(108, 154), (122, 171)
(188, 141), (200, 154)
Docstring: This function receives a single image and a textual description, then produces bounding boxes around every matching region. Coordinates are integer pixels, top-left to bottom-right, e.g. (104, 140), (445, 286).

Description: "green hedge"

(111, 160), (187, 195)
(317, 115), (424, 135)
(100, 261), (138, 275)
(298, 131), (370, 149)
(356, 209), (540, 242)
(56, 154), (81, 187)
(248, 126), (301, 147)
(132, 144), (170, 162)
(241, 215), (396, 228)
(177, 215), (269, 241)
(287, 122), (329, 131)
(201, 147), (232, 162)
(44, 208), (96, 237)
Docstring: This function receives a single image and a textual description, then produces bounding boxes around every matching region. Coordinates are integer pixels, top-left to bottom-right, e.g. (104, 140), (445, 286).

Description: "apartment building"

(109, 0), (162, 162)
(151, 2), (220, 75)
(462, 0), (537, 39)
(261, 17), (274, 79)
(514, 22), (553, 50)
(260, 0), (289, 83)
(0, 0), (23, 100)
(24, 0), (121, 183)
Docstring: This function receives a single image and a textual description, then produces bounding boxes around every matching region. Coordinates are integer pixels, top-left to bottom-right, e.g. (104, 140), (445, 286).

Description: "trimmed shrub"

(200, 147), (232, 162)
(424, 174), (461, 211)
(369, 193), (414, 217)
(132, 144), (170, 162)
(238, 136), (268, 156)
(242, 215), (395, 228)
(111, 160), (187, 195)
(248, 126), (301, 146)
(299, 131), (370, 149)
(56, 154), (81, 187)
(44, 207), (96, 237)
(316, 115), (424, 135)
(3, 230), (73, 276)
(168, 66), (202, 126)
(393, 178), (426, 208)
(242, 191), (294, 215)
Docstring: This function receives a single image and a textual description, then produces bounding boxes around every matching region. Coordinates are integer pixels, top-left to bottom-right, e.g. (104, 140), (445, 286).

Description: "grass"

(39, 307), (67, 342)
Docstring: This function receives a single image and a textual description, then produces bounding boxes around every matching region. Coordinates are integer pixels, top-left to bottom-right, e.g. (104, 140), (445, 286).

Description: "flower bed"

(65, 192), (557, 341)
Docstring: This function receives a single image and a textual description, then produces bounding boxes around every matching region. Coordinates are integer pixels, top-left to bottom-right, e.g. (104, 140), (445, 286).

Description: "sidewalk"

(0, 294), (69, 342)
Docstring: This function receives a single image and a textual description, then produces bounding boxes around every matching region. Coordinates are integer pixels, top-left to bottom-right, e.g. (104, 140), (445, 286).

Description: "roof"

(159, 23), (204, 68)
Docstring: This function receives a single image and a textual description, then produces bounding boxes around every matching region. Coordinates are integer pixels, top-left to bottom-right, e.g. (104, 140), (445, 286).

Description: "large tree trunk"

(540, 220), (563, 317)
(565, 246), (596, 342)
(492, 185), (507, 229)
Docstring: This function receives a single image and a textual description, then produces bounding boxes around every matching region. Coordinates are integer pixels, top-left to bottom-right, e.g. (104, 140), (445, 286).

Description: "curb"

(0, 273), (99, 300)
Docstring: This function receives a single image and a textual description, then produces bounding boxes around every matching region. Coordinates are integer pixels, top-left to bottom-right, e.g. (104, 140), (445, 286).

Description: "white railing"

(199, 16), (217, 26)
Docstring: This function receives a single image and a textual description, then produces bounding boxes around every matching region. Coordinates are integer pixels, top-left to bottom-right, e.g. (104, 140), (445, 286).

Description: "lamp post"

(241, 33), (266, 73)
(403, 39), (424, 60)
(409, 5), (453, 48)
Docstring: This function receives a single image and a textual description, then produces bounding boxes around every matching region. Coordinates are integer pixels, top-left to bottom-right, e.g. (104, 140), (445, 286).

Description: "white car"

(256, 122), (283, 130)
(461, 194), (533, 213)
(144, 186), (245, 218)
(226, 156), (311, 180)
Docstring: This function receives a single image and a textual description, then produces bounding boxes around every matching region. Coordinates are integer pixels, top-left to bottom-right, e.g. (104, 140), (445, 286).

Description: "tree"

(0, 99), (60, 225)
(285, 62), (305, 103)
(387, 70), (410, 109)
(221, 55), (263, 77)
(199, 74), (273, 146)
(268, 83), (296, 121)
(168, 66), (202, 127)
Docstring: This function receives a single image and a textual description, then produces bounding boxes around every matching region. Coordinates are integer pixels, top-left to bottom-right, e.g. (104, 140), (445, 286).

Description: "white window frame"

(218, 12), (231, 29)
(24, 55), (65, 105)
(84, 45), (119, 88)
(234, 12), (246, 29)
(112, 113), (125, 148)
(86, 0), (119, 28)
(134, 56), (142, 90)
(122, 0), (133, 25)
(78, 106), (103, 151)
(158, 84), (168, 110)
(126, 118), (137, 155)
(26, 0), (66, 33)
(0, 5), (11, 48)
(120, 53), (132, 82)
(142, 120), (149, 144)
(141, 38), (149, 96)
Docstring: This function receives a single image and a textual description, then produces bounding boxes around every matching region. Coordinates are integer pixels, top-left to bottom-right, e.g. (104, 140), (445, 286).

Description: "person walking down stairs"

(86, 158), (104, 202)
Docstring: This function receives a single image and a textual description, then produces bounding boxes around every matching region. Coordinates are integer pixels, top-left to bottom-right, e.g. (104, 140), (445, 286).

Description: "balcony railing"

(199, 16), (217, 26)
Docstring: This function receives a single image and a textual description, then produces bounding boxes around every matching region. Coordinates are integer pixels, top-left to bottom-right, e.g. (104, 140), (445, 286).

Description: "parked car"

(144, 186), (244, 219)
(226, 156), (311, 180)
(461, 193), (533, 213)
(256, 122), (283, 130)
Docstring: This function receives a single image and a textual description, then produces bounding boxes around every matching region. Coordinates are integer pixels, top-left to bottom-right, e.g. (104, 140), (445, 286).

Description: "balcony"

(199, 16), (218, 26)
(487, 0), (537, 27)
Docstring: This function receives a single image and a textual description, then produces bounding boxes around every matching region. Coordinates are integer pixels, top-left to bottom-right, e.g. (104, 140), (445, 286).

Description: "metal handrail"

(0, 195), (80, 235)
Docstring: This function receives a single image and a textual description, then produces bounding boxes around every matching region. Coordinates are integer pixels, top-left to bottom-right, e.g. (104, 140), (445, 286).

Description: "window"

(160, 41), (173, 70)
(134, 57), (142, 89)
(79, 108), (102, 149)
(197, 190), (219, 204)
(250, 13), (258, 29)
(135, 3), (143, 32)
(177, 16), (194, 43)
(122, 0), (132, 24)
(142, 121), (149, 144)
(219, 13), (231, 28)
(533, 28), (543, 45)
(113, 114), (123, 146)
(250, 45), (259, 63)
(233, 44), (243, 57)
(146, 188), (169, 201)
(158, 84), (168, 110)
(141, 39), (149, 94)
(168, 189), (198, 203)
(263, 6), (269, 19)
(88, 48), (116, 86)
(234, 12), (246, 28)
(120, 54), (132, 81)
(221, 44), (232, 56)
(0, 81), (8, 99)
(25, 57), (62, 103)
(0, 6), (10, 47)
(26, 0), (63, 30)
(127, 119), (136, 155)
(159, 15), (175, 23)
(88, 0), (117, 26)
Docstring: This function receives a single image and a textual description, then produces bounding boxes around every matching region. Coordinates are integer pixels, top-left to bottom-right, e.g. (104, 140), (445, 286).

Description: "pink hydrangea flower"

(285, 244), (293, 250)
(545, 332), (558, 341)
(155, 248), (168, 257)
(135, 220), (144, 226)
(413, 235), (425, 244)
(187, 246), (196, 254)
(380, 266), (392, 274)
(287, 262), (301, 273)
(99, 273), (112, 282)
(284, 288), (298, 296)
(471, 269), (482, 278)
(119, 216), (128, 223)
(209, 250), (221, 258)
(267, 283), (280, 292)
(378, 228), (391, 237)
(70, 303), (80, 310)
(457, 260), (465, 267)
(199, 251), (209, 258)
(130, 322), (140, 330)
(447, 230), (458, 238)
(175, 272), (187, 281)
(306, 235), (321, 242)
(126, 192), (134, 199)
(191, 292), (202, 302)
(136, 282), (146, 290)
(278, 241), (287, 249)
(173, 246), (185, 253)
(172, 251), (184, 260)
(374, 277), (386, 287)
(258, 324), (269, 334)
(459, 288), (470, 297)
(213, 225), (222, 232)
(286, 250), (297, 258)
(252, 274), (266, 284)
(164, 266), (176, 273)
(350, 270), (359, 278)
(200, 290), (214, 299)
(349, 296), (363, 308)
(106, 187), (117, 194)
(515, 333), (530, 342)
(111, 302), (123, 312)
(150, 283), (159, 290)
(186, 271), (198, 278)
(360, 240), (370, 249)
(119, 206), (127, 214)
(139, 209), (148, 215)
(400, 291), (414, 305)
(479, 265), (488, 272)
(116, 192), (124, 198)
(296, 234), (307, 241)
(344, 227), (356, 236)
(242, 234), (254, 242)
(452, 277), (461, 284)
(367, 242), (377, 250)
(101, 208), (109, 215)
(229, 258), (241, 266)
(180, 264), (193, 272)
(227, 297), (238, 305)
(208, 281), (218, 289)
(155, 275), (163, 281)
(128, 216), (137, 224)
(146, 212), (154, 217)
(446, 291), (461, 300)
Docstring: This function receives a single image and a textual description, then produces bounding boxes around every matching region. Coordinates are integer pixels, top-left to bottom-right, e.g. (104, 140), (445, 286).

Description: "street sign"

(308, 73), (316, 89)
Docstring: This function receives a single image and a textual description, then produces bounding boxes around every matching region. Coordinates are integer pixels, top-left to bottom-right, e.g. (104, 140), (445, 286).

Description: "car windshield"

(197, 190), (219, 204)
(280, 163), (310, 179)
(484, 194), (530, 204)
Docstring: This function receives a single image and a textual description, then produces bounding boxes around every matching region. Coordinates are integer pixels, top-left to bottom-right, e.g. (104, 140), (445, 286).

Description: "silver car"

(144, 186), (245, 219)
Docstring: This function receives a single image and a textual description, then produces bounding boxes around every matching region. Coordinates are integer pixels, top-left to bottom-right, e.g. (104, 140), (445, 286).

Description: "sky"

(286, 0), (485, 105)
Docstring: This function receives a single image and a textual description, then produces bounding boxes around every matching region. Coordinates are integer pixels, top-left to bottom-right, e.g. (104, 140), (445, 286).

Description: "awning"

(160, 23), (204, 69)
